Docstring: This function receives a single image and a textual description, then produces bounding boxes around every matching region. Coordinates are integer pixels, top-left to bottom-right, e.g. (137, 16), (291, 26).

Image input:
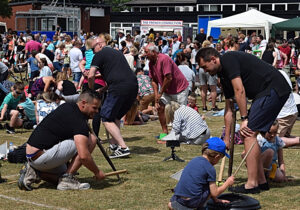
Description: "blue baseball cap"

(206, 137), (230, 158)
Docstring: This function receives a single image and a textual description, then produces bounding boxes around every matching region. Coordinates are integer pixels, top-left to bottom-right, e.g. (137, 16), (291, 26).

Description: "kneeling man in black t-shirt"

(18, 90), (106, 191)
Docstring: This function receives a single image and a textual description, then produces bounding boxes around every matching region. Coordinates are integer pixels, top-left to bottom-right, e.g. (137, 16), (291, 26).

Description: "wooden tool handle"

(105, 169), (127, 177)
(218, 157), (226, 182)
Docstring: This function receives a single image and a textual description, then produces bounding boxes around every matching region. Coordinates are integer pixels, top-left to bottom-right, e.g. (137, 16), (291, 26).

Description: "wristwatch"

(241, 115), (248, 121)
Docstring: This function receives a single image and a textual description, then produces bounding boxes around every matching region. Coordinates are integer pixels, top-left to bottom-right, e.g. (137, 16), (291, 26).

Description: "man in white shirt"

(171, 35), (180, 57)
(69, 41), (83, 88)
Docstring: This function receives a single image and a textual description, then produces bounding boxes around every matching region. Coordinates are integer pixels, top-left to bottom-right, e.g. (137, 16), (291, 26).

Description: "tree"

(104, 0), (131, 12)
(0, 0), (12, 18)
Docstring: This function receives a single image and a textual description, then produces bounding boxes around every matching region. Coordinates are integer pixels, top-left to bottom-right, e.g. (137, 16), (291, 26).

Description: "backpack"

(7, 143), (27, 163)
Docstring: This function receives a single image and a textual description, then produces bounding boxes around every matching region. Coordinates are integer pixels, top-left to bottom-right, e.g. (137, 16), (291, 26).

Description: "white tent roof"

(207, 9), (286, 40)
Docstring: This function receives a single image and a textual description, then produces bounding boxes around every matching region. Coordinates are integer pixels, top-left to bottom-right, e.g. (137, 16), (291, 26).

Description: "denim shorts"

(248, 89), (289, 132)
(28, 140), (77, 176)
(72, 72), (82, 83)
(101, 92), (136, 122)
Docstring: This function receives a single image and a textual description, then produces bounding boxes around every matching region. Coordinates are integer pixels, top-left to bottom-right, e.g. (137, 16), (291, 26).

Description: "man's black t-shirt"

(91, 47), (138, 95)
(218, 51), (291, 100)
(27, 103), (89, 150)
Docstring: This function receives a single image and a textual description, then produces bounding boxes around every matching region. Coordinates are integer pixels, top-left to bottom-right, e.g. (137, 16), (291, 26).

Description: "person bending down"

(18, 90), (105, 191)
(168, 137), (234, 210)
(163, 101), (209, 145)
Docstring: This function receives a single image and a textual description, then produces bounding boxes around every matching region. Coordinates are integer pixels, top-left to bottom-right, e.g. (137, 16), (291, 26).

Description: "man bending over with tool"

(18, 90), (106, 191)
(197, 48), (291, 194)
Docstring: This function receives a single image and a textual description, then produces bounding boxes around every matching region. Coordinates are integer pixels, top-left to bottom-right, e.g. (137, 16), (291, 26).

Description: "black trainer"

(229, 184), (260, 194)
(202, 107), (208, 112)
(109, 146), (130, 159)
(4, 123), (15, 134)
(259, 182), (270, 191)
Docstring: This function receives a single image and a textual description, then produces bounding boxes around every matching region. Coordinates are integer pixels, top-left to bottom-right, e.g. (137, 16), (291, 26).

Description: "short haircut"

(196, 47), (220, 63)
(146, 43), (159, 53)
(40, 58), (48, 66)
(13, 82), (24, 90)
(77, 89), (102, 104)
(188, 92), (197, 100)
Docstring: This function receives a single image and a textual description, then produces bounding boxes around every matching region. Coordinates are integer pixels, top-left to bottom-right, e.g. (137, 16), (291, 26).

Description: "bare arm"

(74, 134), (105, 180)
(209, 176), (234, 202)
(277, 148), (285, 173)
(272, 51), (278, 67)
(88, 66), (97, 90)
(0, 104), (8, 120)
(79, 59), (86, 73)
(56, 80), (63, 92)
(43, 77), (54, 92)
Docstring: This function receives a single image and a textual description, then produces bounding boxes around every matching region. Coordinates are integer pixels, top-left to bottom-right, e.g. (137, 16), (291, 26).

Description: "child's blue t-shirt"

(27, 57), (39, 72)
(174, 156), (216, 198)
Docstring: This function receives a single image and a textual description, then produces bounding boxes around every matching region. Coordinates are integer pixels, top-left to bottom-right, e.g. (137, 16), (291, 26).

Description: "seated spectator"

(17, 92), (36, 129)
(35, 91), (64, 125)
(168, 137), (234, 210)
(39, 58), (52, 78)
(164, 101), (209, 145)
(0, 62), (9, 83)
(187, 93), (199, 112)
(0, 82), (24, 134)
(30, 76), (56, 99)
(257, 121), (288, 183)
(55, 72), (79, 103)
(136, 68), (155, 115)
(124, 100), (145, 126)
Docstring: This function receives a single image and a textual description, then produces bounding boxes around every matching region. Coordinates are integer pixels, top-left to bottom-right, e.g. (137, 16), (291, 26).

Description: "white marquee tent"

(207, 9), (286, 40)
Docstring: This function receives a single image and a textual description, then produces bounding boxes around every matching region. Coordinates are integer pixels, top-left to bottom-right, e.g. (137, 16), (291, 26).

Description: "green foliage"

(104, 0), (132, 12)
(0, 0), (12, 18)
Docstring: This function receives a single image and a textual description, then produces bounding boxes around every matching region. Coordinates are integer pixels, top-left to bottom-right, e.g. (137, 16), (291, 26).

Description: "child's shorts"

(170, 192), (209, 209)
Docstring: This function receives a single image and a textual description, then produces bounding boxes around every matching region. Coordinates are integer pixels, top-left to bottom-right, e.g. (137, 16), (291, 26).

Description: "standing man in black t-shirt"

(88, 34), (138, 159)
(196, 48), (291, 194)
(18, 90), (106, 191)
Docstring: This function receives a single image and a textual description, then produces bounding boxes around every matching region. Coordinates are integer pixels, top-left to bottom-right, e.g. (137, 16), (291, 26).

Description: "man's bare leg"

(244, 133), (261, 189)
(200, 85), (207, 109)
(210, 85), (217, 108)
(103, 121), (127, 148)
(157, 103), (168, 134)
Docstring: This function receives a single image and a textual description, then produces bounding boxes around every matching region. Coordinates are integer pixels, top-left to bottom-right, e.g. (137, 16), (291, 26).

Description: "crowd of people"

(0, 27), (299, 209)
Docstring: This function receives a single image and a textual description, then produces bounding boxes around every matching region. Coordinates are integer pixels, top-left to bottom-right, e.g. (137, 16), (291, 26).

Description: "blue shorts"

(101, 93), (136, 122)
(53, 62), (62, 72)
(248, 89), (289, 132)
(72, 72), (82, 83)
(63, 64), (70, 68)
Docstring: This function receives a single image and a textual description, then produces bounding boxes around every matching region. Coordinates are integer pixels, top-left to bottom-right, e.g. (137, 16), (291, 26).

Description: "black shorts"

(3, 109), (11, 121)
(101, 92), (136, 122)
(248, 89), (289, 132)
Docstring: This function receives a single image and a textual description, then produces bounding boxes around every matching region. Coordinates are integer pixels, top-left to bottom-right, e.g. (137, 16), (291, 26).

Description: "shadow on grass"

(124, 136), (143, 142)
(37, 177), (129, 190)
(130, 146), (160, 154)
(269, 178), (300, 189)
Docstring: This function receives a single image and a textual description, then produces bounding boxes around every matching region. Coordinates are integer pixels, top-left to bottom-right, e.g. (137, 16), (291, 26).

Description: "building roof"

(9, 0), (108, 7)
(126, 0), (197, 6)
(197, 0), (300, 3)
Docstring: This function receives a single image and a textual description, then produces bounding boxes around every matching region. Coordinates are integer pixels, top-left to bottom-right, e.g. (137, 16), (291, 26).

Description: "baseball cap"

(206, 137), (230, 158)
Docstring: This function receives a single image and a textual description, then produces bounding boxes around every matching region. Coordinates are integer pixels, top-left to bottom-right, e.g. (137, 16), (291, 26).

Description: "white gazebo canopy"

(207, 9), (286, 40)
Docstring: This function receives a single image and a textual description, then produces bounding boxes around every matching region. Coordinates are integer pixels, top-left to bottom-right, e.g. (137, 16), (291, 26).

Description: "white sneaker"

(57, 174), (90, 190)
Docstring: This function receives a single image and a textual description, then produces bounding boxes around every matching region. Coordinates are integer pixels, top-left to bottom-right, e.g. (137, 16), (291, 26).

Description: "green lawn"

(0, 102), (300, 209)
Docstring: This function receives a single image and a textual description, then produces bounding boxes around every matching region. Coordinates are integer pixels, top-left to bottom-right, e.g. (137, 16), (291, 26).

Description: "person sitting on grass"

(187, 93), (199, 112)
(17, 92), (36, 129)
(18, 90), (105, 191)
(168, 137), (234, 210)
(257, 120), (288, 183)
(30, 76), (56, 99)
(163, 101), (209, 145)
(0, 82), (24, 134)
(38, 58), (52, 78)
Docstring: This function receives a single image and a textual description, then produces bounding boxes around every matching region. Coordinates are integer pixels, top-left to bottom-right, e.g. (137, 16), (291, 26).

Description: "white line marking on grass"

(0, 194), (68, 210)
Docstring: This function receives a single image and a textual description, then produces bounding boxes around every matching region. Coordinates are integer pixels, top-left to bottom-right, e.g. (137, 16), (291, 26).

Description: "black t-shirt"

(27, 103), (89, 150)
(261, 50), (274, 65)
(218, 51), (291, 100)
(62, 80), (77, 95)
(91, 47), (138, 95)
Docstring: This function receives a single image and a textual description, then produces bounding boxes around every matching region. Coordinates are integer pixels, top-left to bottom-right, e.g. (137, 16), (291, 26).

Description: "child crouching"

(168, 137), (234, 210)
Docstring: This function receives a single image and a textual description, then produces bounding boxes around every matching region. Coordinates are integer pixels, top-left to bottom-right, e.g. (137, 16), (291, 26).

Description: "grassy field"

(0, 101), (300, 210)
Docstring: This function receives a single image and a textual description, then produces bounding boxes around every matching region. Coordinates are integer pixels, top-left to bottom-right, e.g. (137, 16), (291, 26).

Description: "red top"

(149, 53), (188, 94)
